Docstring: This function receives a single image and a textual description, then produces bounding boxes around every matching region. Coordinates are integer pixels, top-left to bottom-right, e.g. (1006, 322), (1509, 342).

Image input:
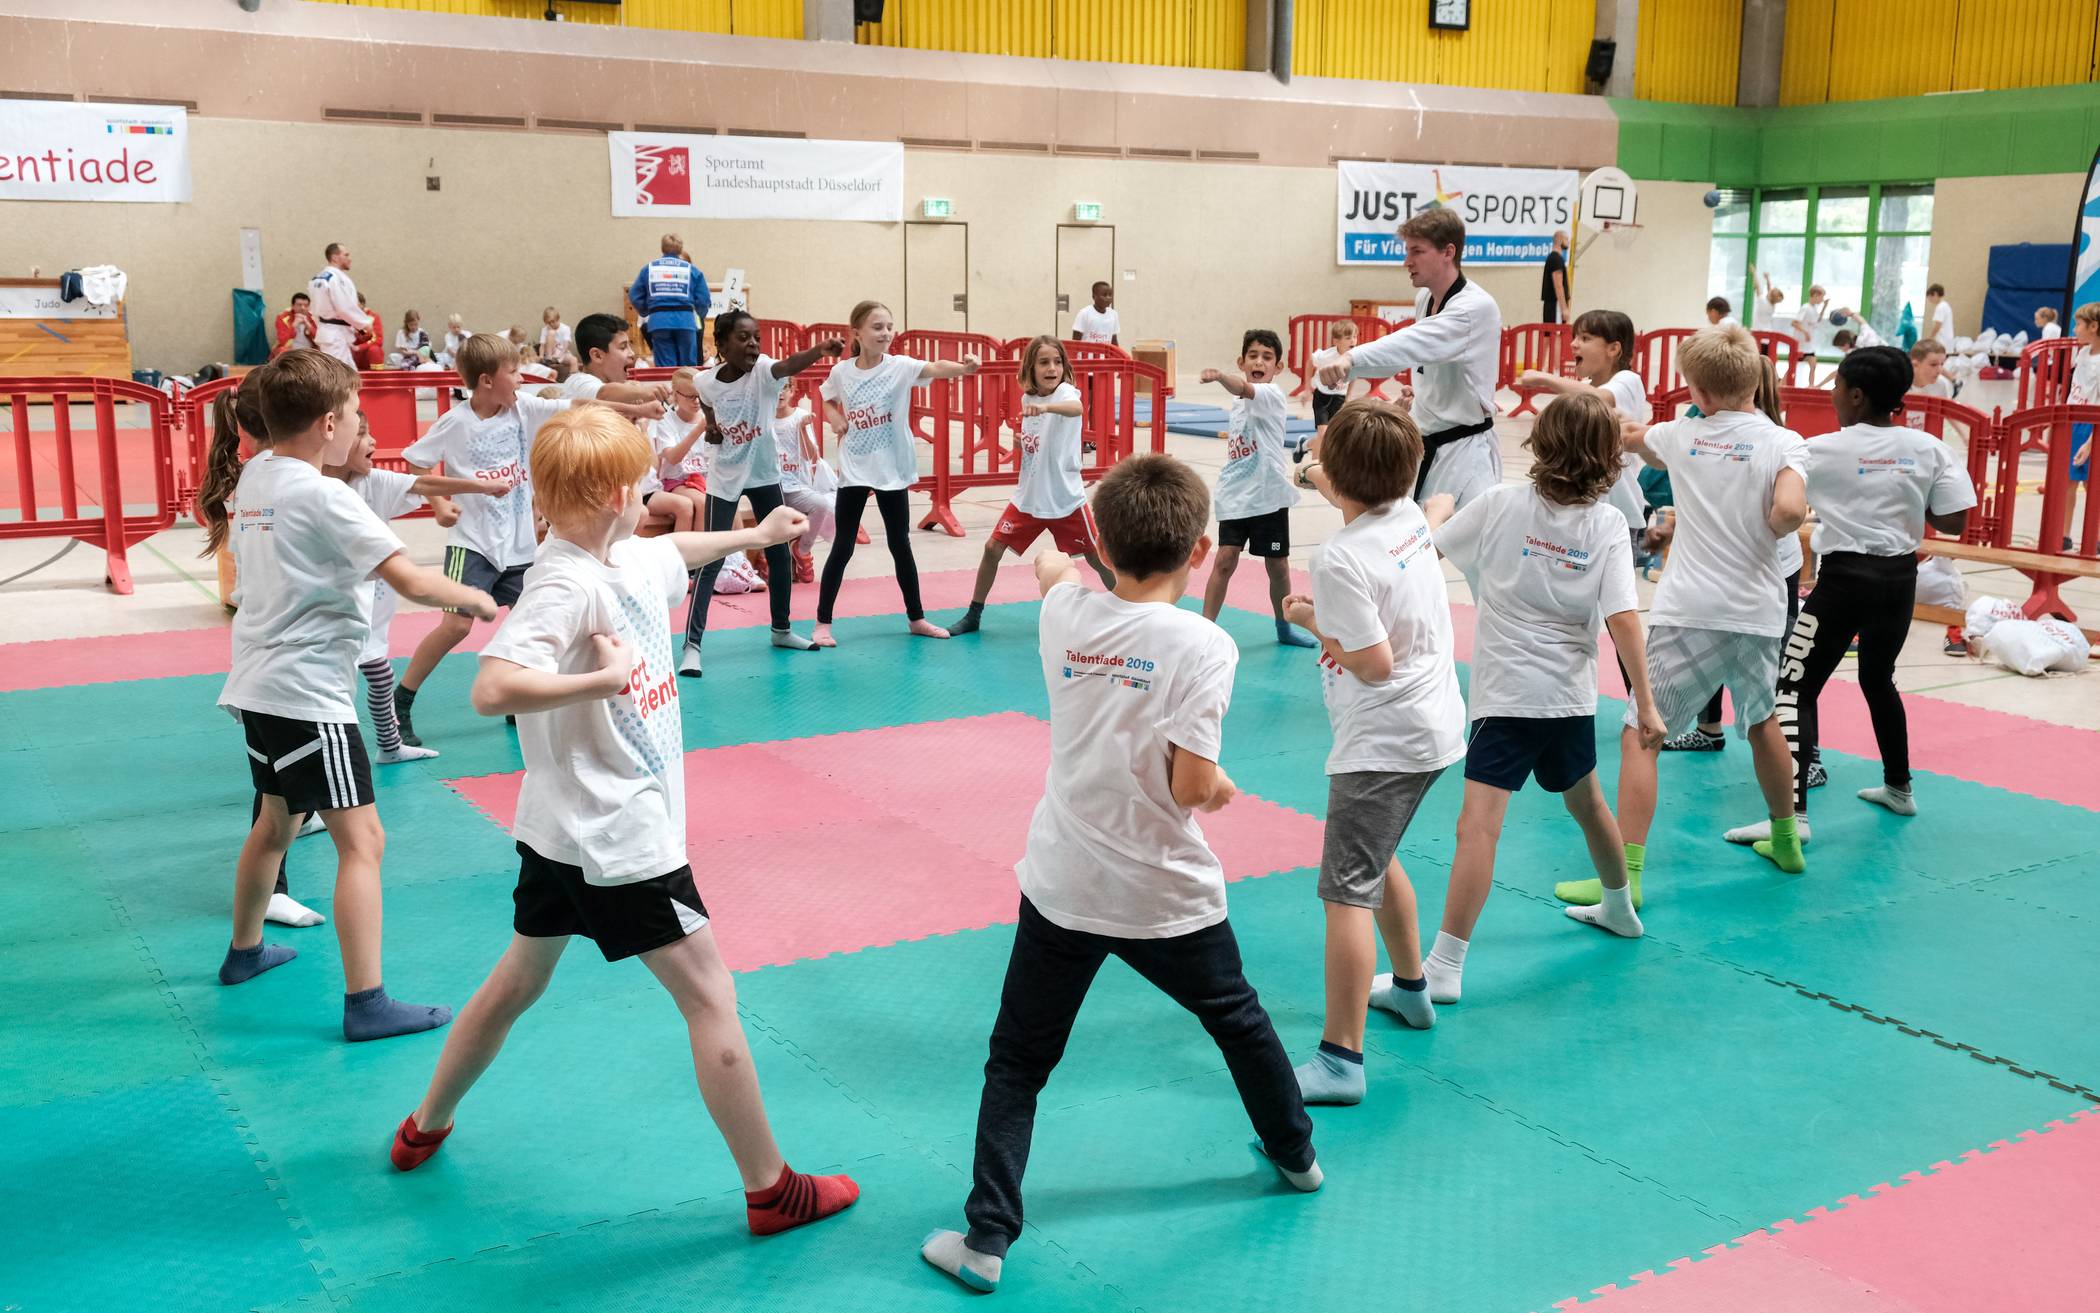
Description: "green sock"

(1555, 843), (1644, 909)
(1752, 815), (1807, 874)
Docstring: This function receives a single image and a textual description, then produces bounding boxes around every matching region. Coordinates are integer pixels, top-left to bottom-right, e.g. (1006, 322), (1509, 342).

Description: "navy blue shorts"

(1463, 715), (1596, 794)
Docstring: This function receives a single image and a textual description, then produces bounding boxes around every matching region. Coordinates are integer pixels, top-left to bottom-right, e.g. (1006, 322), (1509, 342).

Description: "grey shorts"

(1629, 624), (1782, 738)
(1319, 768), (1445, 908)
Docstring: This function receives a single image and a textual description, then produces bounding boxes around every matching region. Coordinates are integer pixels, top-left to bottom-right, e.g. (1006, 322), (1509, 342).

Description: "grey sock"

(219, 941), (296, 985)
(1293, 1045), (1366, 1105)
(770, 627), (816, 651)
(343, 985), (452, 1043)
(1369, 972), (1438, 1029)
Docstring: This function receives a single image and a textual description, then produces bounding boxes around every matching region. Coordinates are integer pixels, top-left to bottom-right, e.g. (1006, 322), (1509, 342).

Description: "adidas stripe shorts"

(241, 710), (374, 813)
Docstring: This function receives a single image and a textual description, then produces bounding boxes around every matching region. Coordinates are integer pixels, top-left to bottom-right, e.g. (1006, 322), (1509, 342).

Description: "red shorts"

(992, 502), (1098, 554)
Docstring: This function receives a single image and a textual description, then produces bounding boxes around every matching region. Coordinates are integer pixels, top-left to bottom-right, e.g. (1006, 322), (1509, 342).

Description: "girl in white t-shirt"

(390, 310), (434, 370)
(1421, 393), (1664, 1002)
(772, 387), (836, 582)
(642, 367), (710, 533)
(1517, 308), (1652, 540)
(814, 299), (981, 646)
(951, 336), (1115, 635)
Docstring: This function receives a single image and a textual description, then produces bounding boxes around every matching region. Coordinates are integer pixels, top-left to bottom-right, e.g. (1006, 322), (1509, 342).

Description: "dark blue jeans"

(962, 898), (1314, 1256)
(648, 326), (699, 368)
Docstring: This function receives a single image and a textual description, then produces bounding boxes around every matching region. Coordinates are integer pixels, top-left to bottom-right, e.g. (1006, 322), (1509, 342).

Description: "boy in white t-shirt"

(1422, 394), (1664, 1004)
(1923, 283), (1955, 345)
(213, 350), (497, 1040)
(1909, 340), (1954, 399)
(1278, 401), (1464, 1105)
(1199, 329), (1316, 647)
(1069, 281), (1120, 345)
(1307, 320), (1360, 445)
(1750, 266), (1781, 334)
(387, 405), (863, 1238)
(560, 313), (672, 405)
(920, 455), (1320, 1295)
(1573, 325), (1809, 903)
(392, 333), (661, 748)
(2066, 302), (2098, 528)
(951, 334), (1114, 635)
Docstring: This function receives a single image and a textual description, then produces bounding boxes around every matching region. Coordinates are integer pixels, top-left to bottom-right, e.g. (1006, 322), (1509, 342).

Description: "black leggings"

(1773, 552), (1917, 812)
(685, 483), (792, 647)
(1695, 569), (1804, 727)
(816, 486), (924, 623)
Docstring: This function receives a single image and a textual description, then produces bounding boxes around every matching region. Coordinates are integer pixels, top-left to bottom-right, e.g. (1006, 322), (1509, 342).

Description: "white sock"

(1859, 785), (1916, 816)
(921, 1230), (1002, 1292)
(376, 743), (439, 764)
(296, 812), (327, 838)
(1424, 931), (1468, 1004)
(1723, 816), (1812, 845)
(770, 627), (816, 651)
(678, 647), (702, 677)
(1566, 883), (1643, 937)
(1368, 972), (1437, 1029)
(265, 892), (325, 927)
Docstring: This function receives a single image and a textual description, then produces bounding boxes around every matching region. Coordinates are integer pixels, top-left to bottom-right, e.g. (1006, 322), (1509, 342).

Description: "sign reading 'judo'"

(608, 132), (903, 223)
(1336, 160), (1578, 267)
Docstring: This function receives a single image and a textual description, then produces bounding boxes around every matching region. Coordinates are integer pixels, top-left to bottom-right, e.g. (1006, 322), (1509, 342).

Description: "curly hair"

(1525, 392), (1621, 507)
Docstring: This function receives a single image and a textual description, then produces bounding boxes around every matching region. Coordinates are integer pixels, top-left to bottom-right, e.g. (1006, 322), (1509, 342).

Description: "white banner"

(0, 285), (120, 319)
(608, 132), (903, 222)
(0, 99), (191, 203)
(1336, 161), (1577, 267)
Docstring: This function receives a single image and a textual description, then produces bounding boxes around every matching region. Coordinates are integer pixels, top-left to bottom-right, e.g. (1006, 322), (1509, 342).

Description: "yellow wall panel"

(729, 0), (800, 39)
(1827, 0), (1955, 99)
(1636, 0), (1741, 105)
(1294, 0), (1590, 93)
(1189, 0), (1246, 70)
(1780, 0), (1835, 104)
(1951, 0), (2097, 90)
(1783, 0), (2095, 104)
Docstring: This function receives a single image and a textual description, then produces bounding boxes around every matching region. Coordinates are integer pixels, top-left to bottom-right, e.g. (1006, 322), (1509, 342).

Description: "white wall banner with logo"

(0, 99), (192, 203)
(1336, 161), (1577, 267)
(608, 132), (903, 222)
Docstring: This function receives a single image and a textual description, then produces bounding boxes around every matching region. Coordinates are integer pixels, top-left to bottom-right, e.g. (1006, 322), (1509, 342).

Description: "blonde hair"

(2035, 307), (2058, 325)
(2076, 302), (2100, 332)
(1329, 320), (1358, 343)
(1679, 324), (1761, 402)
(530, 403), (652, 526)
(456, 332), (518, 392)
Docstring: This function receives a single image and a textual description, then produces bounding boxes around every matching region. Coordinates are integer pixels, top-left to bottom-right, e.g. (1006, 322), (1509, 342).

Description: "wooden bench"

(1917, 538), (2100, 641)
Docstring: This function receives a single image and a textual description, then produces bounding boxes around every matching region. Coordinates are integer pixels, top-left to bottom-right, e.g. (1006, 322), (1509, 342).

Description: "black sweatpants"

(962, 898), (1314, 1257)
(816, 486), (924, 623)
(1773, 552), (1917, 812)
(685, 482), (792, 647)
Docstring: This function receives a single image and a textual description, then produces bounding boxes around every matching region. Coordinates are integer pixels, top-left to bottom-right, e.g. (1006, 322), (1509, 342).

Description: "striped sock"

(361, 659), (400, 753)
(745, 1164), (860, 1236)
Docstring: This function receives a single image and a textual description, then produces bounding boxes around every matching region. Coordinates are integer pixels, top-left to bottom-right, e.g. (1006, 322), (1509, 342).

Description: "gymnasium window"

(1709, 184), (1934, 345)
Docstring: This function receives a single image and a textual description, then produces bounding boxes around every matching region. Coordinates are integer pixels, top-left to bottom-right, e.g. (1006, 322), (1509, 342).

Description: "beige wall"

(4, 117), (1702, 374)
(1569, 180), (1716, 335)
(1930, 173), (2084, 340)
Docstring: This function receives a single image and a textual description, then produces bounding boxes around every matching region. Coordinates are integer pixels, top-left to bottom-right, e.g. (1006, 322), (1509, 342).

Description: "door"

(903, 220), (969, 333)
(1054, 223), (1117, 338)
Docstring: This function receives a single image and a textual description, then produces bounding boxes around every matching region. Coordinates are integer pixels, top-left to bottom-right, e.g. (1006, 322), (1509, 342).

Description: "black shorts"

(1312, 391), (1345, 426)
(1218, 507), (1291, 558)
(512, 842), (710, 962)
(242, 711), (373, 813)
(1464, 715), (1596, 794)
(444, 546), (527, 614)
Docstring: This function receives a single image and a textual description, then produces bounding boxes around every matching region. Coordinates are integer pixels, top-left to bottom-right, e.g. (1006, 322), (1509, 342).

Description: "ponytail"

(194, 372), (268, 557)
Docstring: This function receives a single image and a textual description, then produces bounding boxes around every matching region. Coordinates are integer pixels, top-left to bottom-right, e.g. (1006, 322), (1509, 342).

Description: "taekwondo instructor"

(308, 243), (372, 369)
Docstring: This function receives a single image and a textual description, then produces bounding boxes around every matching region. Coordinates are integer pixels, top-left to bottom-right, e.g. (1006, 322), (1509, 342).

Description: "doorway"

(1054, 223), (1116, 337)
(903, 221), (970, 333)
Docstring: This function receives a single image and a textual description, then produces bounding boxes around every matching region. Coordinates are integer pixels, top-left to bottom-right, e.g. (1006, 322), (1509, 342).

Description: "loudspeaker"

(854, 0), (885, 22)
(1585, 38), (1616, 86)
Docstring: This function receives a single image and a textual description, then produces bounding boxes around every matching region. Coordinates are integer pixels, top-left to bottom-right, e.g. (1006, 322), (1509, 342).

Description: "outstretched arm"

(772, 339), (845, 379)
(1202, 368), (1251, 399)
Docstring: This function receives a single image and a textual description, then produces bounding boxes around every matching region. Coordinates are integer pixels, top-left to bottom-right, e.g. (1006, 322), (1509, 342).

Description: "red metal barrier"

(1751, 331), (1805, 385)
(1634, 328), (1696, 413)
(4, 376), (179, 594)
(756, 319), (804, 362)
(802, 322), (852, 353)
(1502, 323), (1573, 416)
(914, 356), (1168, 537)
(1285, 314), (1408, 399)
(2015, 339), (2076, 410)
(1777, 385), (1840, 437)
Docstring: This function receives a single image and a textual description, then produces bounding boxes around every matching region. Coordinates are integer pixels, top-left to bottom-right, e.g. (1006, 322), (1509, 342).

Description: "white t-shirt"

(1791, 302), (1825, 347)
(695, 359), (785, 501)
(1309, 501), (1466, 774)
(539, 322), (573, 361)
(1215, 381), (1298, 521)
(1807, 422), (1977, 558)
(1436, 484), (1638, 721)
(402, 394), (566, 570)
(1014, 382), (1086, 518)
(1642, 410), (1809, 637)
(1017, 582), (1237, 939)
(1911, 375), (1954, 400)
(1310, 346), (1348, 398)
(1071, 305), (1120, 344)
(562, 371), (605, 401)
(822, 354), (927, 491)
(483, 536), (693, 886)
(1751, 299), (1776, 333)
(774, 407), (813, 494)
(218, 454), (404, 724)
(2069, 347), (2100, 404)
(1599, 370), (1653, 531)
(652, 411), (710, 488)
(2040, 322), (2063, 340)
(1929, 301), (1955, 344)
(347, 468), (425, 663)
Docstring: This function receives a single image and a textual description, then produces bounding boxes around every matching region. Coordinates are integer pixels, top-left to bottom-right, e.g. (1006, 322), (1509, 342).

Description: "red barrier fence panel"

(1285, 314), (1408, 399)
(1502, 323), (1573, 416)
(1751, 331), (1804, 385)
(756, 319), (804, 362)
(801, 323), (852, 354)
(1778, 385), (1840, 437)
(3, 376), (179, 594)
(1634, 328), (1696, 413)
(2016, 338), (2076, 411)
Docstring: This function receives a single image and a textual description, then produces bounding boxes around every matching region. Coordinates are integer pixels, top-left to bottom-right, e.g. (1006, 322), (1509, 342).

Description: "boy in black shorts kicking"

(388, 404), (858, 1238)
(1199, 329), (1316, 647)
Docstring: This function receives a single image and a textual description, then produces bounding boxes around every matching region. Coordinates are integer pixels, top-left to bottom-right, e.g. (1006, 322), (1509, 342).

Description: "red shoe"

(792, 551), (815, 584)
(745, 1164), (860, 1235)
(390, 1113), (451, 1171)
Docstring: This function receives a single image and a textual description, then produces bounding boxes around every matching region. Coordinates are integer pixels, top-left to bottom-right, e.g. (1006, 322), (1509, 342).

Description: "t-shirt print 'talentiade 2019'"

(1061, 649), (1156, 693)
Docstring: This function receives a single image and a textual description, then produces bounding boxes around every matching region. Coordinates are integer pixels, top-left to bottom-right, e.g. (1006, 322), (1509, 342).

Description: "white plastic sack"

(1916, 555), (1967, 608)
(1963, 595), (2026, 640)
(806, 456), (840, 496)
(1975, 618), (2089, 676)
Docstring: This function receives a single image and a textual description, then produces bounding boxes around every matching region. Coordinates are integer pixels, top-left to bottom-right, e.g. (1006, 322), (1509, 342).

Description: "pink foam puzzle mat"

(446, 711), (1327, 970)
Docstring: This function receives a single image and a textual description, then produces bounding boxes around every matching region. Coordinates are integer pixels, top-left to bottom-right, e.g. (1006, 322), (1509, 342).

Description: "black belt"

(1416, 416), (1495, 498)
(320, 317), (353, 327)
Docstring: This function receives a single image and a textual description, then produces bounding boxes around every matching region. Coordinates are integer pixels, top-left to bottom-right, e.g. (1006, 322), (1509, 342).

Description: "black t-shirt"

(1541, 250), (1566, 302)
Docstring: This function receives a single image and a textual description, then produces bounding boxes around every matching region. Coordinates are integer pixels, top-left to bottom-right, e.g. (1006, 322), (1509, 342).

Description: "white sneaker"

(1722, 817), (1812, 845)
(377, 743), (440, 764)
